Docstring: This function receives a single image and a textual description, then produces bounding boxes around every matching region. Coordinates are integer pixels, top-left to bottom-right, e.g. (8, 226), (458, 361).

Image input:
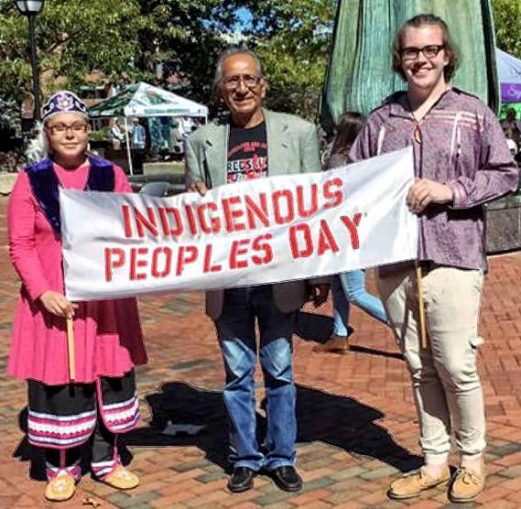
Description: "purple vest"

(25, 155), (115, 235)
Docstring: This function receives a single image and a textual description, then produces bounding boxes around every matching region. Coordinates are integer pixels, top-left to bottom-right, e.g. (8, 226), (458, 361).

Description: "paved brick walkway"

(2, 194), (521, 508)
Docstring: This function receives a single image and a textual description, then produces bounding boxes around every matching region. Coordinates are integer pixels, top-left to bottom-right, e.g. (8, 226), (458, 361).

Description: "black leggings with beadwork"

(27, 371), (136, 473)
(45, 412), (116, 469)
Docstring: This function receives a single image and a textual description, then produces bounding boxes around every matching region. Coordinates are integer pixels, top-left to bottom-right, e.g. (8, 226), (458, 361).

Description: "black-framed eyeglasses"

(401, 44), (445, 61)
(47, 122), (89, 135)
(221, 74), (263, 90)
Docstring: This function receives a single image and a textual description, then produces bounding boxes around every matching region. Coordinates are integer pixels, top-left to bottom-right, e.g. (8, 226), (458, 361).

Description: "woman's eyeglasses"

(47, 123), (89, 135)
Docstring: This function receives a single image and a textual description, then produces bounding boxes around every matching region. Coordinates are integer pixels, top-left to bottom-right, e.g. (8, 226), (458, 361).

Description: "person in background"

(314, 111), (389, 354)
(169, 118), (186, 155)
(507, 138), (518, 157)
(501, 108), (521, 147)
(130, 117), (146, 174)
(180, 115), (195, 137)
(110, 119), (125, 150)
(7, 91), (147, 502)
(160, 116), (173, 152)
(185, 47), (328, 494)
(130, 117), (146, 150)
(350, 14), (518, 503)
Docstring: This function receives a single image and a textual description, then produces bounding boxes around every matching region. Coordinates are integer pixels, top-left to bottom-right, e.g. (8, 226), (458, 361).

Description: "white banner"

(60, 147), (417, 301)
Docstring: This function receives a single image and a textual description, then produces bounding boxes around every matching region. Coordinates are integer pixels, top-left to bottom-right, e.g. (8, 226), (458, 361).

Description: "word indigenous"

(122, 178), (344, 238)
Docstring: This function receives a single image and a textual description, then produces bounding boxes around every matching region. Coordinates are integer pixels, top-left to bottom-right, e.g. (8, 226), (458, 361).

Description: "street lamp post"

(14, 1), (44, 121)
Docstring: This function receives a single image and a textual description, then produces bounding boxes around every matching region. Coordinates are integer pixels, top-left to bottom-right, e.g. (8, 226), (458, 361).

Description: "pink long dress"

(7, 162), (148, 385)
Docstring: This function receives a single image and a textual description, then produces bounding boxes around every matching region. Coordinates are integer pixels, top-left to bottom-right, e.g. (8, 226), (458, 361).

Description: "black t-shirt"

(227, 122), (268, 184)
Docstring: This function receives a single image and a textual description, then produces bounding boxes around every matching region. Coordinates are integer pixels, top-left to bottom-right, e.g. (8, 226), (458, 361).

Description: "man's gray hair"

(213, 47), (264, 86)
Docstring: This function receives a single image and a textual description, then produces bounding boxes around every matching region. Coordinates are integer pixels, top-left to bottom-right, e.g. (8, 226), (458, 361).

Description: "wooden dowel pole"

(415, 263), (428, 349)
(66, 315), (76, 381)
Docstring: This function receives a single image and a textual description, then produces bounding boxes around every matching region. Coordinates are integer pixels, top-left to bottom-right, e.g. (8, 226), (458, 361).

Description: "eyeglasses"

(401, 44), (445, 61)
(47, 122), (89, 135)
(221, 74), (263, 91)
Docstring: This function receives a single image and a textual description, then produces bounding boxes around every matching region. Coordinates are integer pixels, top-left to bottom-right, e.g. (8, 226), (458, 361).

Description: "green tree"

(0, 0), (143, 103)
(134, 1), (335, 120)
(136, 0), (243, 105)
(0, 0), (334, 121)
(492, 0), (521, 58)
(243, 0), (335, 120)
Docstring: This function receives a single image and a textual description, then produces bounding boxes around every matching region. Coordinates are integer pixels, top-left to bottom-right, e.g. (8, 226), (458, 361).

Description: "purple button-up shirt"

(350, 88), (519, 270)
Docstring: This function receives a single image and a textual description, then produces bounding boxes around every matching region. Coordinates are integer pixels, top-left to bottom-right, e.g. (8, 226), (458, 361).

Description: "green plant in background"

(492, 0), (521, 59)
(89, 127), (111, 142)
(0, 97), (21, 137)
(243, 0), (334, 120)
(0, 150), (24, 173)
(499, 103), (521, 119)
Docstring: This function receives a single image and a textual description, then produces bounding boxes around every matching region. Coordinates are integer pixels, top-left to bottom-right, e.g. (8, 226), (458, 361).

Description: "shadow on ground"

(123, 381), (420, 473)
(12, 408), (46, 481)
(125, 381), (230, 470)
(295, 311), (403, 360)
(11, 382), (417, 479)
(295, 385), (419, 471)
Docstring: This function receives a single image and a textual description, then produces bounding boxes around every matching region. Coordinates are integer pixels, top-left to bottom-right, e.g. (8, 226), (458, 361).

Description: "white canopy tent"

(89, 82), (208, 174)
(497, 48), (521, 104)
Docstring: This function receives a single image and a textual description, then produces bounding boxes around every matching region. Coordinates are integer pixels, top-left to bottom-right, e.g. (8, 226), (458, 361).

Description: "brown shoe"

(388, 466), (450, 500)
(102, 465), (140, 490)
(449, 467), (486, 503)
(44, 473), (76, 502)
(312, 334), (349, 353)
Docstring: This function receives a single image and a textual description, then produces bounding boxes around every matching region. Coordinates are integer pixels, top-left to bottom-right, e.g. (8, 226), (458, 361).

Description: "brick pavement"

(2, 194), (521, 508)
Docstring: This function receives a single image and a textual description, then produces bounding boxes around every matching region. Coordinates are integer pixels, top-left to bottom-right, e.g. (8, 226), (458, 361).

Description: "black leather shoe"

(269, 466), (303, 492)
(227, 466), (255, 493)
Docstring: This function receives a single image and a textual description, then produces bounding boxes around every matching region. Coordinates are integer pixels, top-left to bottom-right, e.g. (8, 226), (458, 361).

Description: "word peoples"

(104, 213), (363, 283)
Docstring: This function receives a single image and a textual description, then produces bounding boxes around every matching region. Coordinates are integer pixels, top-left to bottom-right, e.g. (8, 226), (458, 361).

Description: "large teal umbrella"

(321, 0), (498, 130)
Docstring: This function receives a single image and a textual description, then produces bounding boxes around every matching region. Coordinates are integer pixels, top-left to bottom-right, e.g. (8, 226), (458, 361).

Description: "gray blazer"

(185, 108), (322, 320)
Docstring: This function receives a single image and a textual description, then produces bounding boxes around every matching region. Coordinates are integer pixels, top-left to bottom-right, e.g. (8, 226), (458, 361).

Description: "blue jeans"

(331, 276), (351, 336)
(215, 286), (297, 471)
(333, 270), (389, 330)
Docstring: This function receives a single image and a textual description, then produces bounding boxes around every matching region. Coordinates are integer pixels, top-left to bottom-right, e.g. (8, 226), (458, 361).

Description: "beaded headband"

(42, 91), (89, 123)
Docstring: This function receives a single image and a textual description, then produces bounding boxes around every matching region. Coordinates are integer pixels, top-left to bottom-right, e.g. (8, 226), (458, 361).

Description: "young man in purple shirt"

(350, 14), (518, 503)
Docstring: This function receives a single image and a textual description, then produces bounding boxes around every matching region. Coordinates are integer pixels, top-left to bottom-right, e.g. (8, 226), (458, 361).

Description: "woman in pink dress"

(7, 91), (148, 502)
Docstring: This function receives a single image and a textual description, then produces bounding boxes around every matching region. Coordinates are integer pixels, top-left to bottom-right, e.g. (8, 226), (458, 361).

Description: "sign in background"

(60, 147), (417, 301)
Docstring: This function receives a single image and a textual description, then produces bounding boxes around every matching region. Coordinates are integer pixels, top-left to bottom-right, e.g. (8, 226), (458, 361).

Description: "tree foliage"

(0, 0), (142, 102)
(135, 0), (243, 105)
(0, 0), (335, 121)
(492, 0), (521, 59)
(244, 0), (334, 120)
(133, 0), (335, 119)
(2, 0), (517, 126)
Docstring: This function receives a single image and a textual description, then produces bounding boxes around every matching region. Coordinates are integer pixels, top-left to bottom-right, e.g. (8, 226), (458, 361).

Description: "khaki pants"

(377, 265), (486, 461)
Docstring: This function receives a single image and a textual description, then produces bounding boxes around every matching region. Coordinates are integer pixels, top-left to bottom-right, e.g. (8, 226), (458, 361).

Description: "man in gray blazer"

(185, 47), (328, 494)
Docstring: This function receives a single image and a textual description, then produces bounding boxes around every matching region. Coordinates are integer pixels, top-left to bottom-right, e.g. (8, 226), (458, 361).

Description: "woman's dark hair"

(392, 13), (459, 82)
(330, 111), (366, 156)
